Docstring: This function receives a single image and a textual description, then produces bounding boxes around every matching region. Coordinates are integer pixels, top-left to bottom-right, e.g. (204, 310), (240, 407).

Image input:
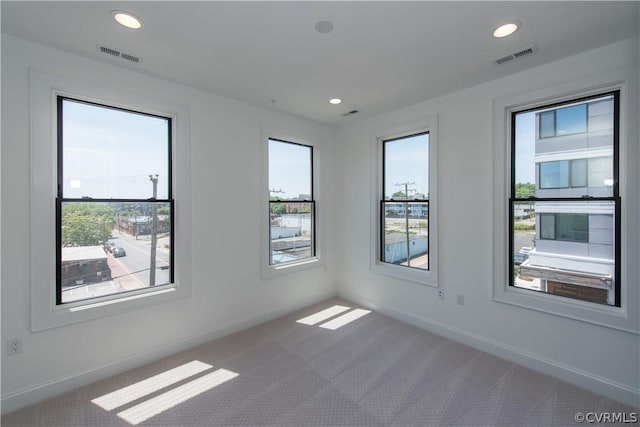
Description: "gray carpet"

(2, 298), (636, 426)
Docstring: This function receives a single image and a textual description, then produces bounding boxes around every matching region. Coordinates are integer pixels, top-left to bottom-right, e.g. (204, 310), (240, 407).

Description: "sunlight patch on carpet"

(296, 305), (351, 325)
(319, 309), (371, 330)
(91, 360), (213, 411)
(117, 368), (239, 425)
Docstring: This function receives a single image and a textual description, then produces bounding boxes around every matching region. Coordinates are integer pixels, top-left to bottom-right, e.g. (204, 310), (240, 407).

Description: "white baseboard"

(1, 291), (335, 414)
(338, 290), (640, 408)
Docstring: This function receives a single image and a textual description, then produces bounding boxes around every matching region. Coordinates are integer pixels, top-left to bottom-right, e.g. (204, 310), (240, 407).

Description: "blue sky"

(62, 100), (170, 199)
(384, 133), (429, 198)
(63, 101), (535, 202)
(515, 112), (535, 184)
(268, 139), (312, 199)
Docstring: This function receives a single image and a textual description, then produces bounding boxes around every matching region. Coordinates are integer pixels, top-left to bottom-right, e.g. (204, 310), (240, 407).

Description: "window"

(538, 103), (588, 138)
(511, 92), (620, 306)
(539, 110), (555, 138)
(381, 132), (430, 271)
(539, 160), (570, 188)
(570, 159), (588, 188)
(268, 139), (314, 266)
(30, 71), (190, 331)
(57, 97), (173, 304)
(370, 117), (438, 286)
(539, 213), (589, 243)
(538, 157), (611, 189)
(556, 103), (587, 135)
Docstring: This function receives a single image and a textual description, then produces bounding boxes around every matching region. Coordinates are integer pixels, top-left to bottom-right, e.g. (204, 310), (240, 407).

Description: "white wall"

(2, 32), (639, 412)
(1, 35), (338, 412)
(335, 38), (639, 406)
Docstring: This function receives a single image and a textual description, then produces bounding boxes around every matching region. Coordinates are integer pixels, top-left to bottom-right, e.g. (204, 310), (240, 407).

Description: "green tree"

(391, 191), (407, 199)
(271, 203), (286, 215)
(62, 203), (115, 246)
(119, 209), (143, 217)
(157, 207), (170, 216)
(515, 182), (535, 198)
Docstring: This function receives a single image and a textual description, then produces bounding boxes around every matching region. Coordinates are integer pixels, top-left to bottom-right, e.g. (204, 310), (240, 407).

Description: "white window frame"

(29, 70), (191, 331)
(370, 116), (438, 287)
(492, 69), (638, 334)
(261, 125), (323, 279)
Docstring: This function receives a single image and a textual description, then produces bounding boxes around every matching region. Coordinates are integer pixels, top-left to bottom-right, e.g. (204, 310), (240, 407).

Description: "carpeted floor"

(2, 298), (636, 426)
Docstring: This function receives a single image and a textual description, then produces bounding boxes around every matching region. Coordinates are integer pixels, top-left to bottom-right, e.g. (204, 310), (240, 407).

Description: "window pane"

(60, 201), (172, 304)
(267, 139), (314, 266)
(588, 99), (614, 132)
(556, 104), (587, 135)
(588, 156), (613, 189)
(514, 113), (536, 190)
(512, 202), (536, 286)
(270, 202), (313, 264)
(570, 159), (587, 187)
(540, 213), (555, 239)
(512, 93), (618, 307)
(539, 111), (555, 138)
(514, 96), (615, 194)
(268, 139), (312, 200)
(61, 99), (170, 199)
(384, 133), (429, 200)
(556, 214), (589, 243)
(381, 133), (429, 272)
(539, 161), (569, 188)
(514, 201), (615, 305)
(382, 202), (428, 270)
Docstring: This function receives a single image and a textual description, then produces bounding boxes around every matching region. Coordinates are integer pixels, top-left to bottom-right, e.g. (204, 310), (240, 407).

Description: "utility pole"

(149, 175), (158, 287)
(395, 181), (415, 267)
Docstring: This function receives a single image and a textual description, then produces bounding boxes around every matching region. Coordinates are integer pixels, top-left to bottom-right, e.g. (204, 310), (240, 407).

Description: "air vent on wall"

(495, 45), (538, 65)
(97, 45), (142, 64)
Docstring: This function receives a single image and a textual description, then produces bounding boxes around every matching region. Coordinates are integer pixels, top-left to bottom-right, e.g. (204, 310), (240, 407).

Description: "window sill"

(371, 262), (438, 287)
(261, 257), (325, 280)
(492, 284), (637, 334)
(32, 283), (189, 332)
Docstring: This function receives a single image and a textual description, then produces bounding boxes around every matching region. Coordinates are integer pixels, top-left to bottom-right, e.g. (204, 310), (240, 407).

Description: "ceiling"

(2, 1), (638, 125)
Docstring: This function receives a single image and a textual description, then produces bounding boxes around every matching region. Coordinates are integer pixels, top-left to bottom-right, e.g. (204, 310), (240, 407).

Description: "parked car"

(112, 247), (126, 258)
(103, 241), (116, 253)
(513, 252), (529, 265)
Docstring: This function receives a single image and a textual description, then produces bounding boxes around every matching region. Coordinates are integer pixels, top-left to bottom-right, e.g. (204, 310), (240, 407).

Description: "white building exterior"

(520, 95), (615, 304)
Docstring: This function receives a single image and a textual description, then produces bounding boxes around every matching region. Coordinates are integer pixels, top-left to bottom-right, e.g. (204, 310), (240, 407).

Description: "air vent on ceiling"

(120, 53), (140, 63)
(97, 45), (142, 64)
(495, 45), (538, 65)
(341, 110), (359, 117)
(99, 46), (120, 57)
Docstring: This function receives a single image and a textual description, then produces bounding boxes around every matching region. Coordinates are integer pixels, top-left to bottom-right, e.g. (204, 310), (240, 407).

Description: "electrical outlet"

(456, 293), (465, 305)
(6, 338), (23, 356)
(437, 289), (444, 300)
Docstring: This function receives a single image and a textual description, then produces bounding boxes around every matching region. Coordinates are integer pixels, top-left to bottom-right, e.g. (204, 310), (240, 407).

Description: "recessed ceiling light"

(329, 98), (342, 105)
(493, 22), (520, 38)
(112, 11), (143, 29)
